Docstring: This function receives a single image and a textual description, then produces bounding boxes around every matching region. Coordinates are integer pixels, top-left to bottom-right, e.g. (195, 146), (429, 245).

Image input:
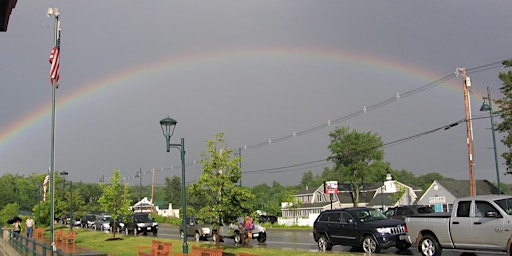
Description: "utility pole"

(460, 67), (476, 196)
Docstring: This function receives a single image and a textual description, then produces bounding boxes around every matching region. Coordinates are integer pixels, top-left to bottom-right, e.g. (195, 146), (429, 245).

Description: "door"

(472, 200), (509, 250)
(450, 200), (479, 248)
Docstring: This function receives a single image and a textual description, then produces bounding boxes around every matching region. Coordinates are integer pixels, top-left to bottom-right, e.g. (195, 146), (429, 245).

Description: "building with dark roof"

(0, 0), (17, 32)
(281, 173), (421, 226)
(416, 179), (499, 212)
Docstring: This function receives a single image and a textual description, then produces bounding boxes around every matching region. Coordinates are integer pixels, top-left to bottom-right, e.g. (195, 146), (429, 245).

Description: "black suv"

(258, 215), (277, 224)
(384, 205), (434, 220)
(124, 213), (158, 236)
(313, 207), (410, 253)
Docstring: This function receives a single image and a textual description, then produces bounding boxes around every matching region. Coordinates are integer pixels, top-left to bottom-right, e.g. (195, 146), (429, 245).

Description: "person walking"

(13, 219), (21, 238)
(25, 216), (35, 238)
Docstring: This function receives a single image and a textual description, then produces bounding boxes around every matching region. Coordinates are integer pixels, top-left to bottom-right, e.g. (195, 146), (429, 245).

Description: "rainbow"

(0, 46), (486, 151)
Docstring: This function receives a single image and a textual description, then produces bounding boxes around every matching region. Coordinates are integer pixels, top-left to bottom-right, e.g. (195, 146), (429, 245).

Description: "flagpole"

(47, 7), (60, 252)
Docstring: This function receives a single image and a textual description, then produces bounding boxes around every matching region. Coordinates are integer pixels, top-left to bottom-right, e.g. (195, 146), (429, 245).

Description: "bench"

(54, 229), (65, 243)
(137, 240), (172, 256)
(64, 231), (76, 248)
(34, 227), (44, 238)
(191, 246), (223, 256)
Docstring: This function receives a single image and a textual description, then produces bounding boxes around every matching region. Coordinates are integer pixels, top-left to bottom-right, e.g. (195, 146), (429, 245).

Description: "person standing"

(244, 216), (254, 246)
(25, 216), (35, 238)
(13, 219), (21, 238)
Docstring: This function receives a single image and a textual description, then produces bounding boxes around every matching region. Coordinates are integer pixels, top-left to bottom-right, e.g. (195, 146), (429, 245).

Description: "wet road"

(156, 224), (471, 256)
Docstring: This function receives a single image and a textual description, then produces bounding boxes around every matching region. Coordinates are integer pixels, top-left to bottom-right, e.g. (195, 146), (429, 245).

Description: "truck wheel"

(317, 235), (333, 251)
(361, 235), (380, 253)
(234, 232), (242, 244)
(257, 233), (267, 243)
(419, 234), (442, 256)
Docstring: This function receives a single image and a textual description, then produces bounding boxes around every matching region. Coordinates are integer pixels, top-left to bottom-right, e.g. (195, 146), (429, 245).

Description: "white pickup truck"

(404, 195), (512, 256)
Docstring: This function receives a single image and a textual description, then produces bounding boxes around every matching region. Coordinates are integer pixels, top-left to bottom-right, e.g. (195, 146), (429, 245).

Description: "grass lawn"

(69, 228), (364, 256)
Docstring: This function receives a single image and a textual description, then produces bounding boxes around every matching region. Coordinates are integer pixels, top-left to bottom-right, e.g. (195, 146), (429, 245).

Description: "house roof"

(0, 0), (16, 32)
(367, 193), (396, 206)
(438, 180), (499, 197)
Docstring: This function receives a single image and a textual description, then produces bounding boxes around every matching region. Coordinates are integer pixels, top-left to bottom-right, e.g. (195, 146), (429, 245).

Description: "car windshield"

(353, 209), (388, 222)
(134, 215), (152, 222)
(495, 198), (512, 215)
(101, 217), (111, 222)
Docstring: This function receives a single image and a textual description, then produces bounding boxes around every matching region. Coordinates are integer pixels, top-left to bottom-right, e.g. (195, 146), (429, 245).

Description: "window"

(475, 201), (497, 217)
(456, 201), (471, 217)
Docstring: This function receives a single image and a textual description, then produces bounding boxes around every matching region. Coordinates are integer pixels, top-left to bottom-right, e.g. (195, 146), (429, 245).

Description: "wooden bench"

(34, 227), (44, 238)
(54, 229), (65, 243)
(138, 240), (172, 256)
(64, 231), (76, 249)
(191, 246), (223, 256)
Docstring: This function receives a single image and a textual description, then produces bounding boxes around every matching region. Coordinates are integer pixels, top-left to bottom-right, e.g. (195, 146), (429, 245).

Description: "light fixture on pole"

(135, 169), (143, 204)
(160, 116), (188, 254)
(480, 86), (501, 194)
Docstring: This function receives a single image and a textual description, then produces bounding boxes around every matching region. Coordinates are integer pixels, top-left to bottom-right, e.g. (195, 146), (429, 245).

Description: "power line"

(128, 61), (505, 181)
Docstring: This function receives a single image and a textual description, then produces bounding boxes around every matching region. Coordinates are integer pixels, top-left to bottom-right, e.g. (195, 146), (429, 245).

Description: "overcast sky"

(1, 1), (511, 188)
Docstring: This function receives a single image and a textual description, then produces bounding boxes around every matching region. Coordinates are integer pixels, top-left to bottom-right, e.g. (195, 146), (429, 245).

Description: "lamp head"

(480, 98), (491, 112)
(160, 116), (177, 152)
(160, 116), (177, 137)
(60, 171), (68, 177)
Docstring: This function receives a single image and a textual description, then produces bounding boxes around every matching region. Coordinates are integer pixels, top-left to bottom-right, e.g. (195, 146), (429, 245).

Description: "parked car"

(313, 207), (410, 253)
(80, 214), (97, 229)
(216, 219), (267, 244)
(180, 217), (214, 242)
(125, 213), (158, 236)
(110, 215), (126, 233)
(384, 205), (434, 220)
(258, 215), (277, 224)
(93, 214), (112, 231)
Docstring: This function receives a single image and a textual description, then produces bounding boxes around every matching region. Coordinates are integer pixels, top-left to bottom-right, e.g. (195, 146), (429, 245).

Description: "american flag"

(49, 21), (61, 88)
(43, 174), (50, 201)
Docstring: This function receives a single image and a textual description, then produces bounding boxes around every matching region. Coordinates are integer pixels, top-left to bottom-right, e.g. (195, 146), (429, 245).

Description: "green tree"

(190, 133), (254, 246)
(327, 127), (389, 206)
(163, 176), (182, 209)
(496, 59), (512, 170)
(0, 202), (20, 228)
(98, 169), (132, 239)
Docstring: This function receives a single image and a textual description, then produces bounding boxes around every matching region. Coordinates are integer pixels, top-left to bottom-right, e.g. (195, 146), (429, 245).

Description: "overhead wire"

(124, 60), (505, 182)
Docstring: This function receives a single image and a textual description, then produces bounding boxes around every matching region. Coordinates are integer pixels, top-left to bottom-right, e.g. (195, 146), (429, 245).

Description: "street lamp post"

(480, 86), (501, 194)
(159, 116), (188, 254)
(135, 169), (143, 207)
(59, 171), (73, 231)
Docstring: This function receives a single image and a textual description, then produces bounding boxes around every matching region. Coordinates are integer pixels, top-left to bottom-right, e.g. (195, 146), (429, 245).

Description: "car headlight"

(376, 227), (392, 234)
(137, 223), (144, 227)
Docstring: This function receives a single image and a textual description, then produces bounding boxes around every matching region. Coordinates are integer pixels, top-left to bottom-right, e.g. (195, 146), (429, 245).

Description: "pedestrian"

(26, 216), (35, 238)
(13, 219), (21, 238)
(237, 217), (246, 246)
(244, 216), (254, 246)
